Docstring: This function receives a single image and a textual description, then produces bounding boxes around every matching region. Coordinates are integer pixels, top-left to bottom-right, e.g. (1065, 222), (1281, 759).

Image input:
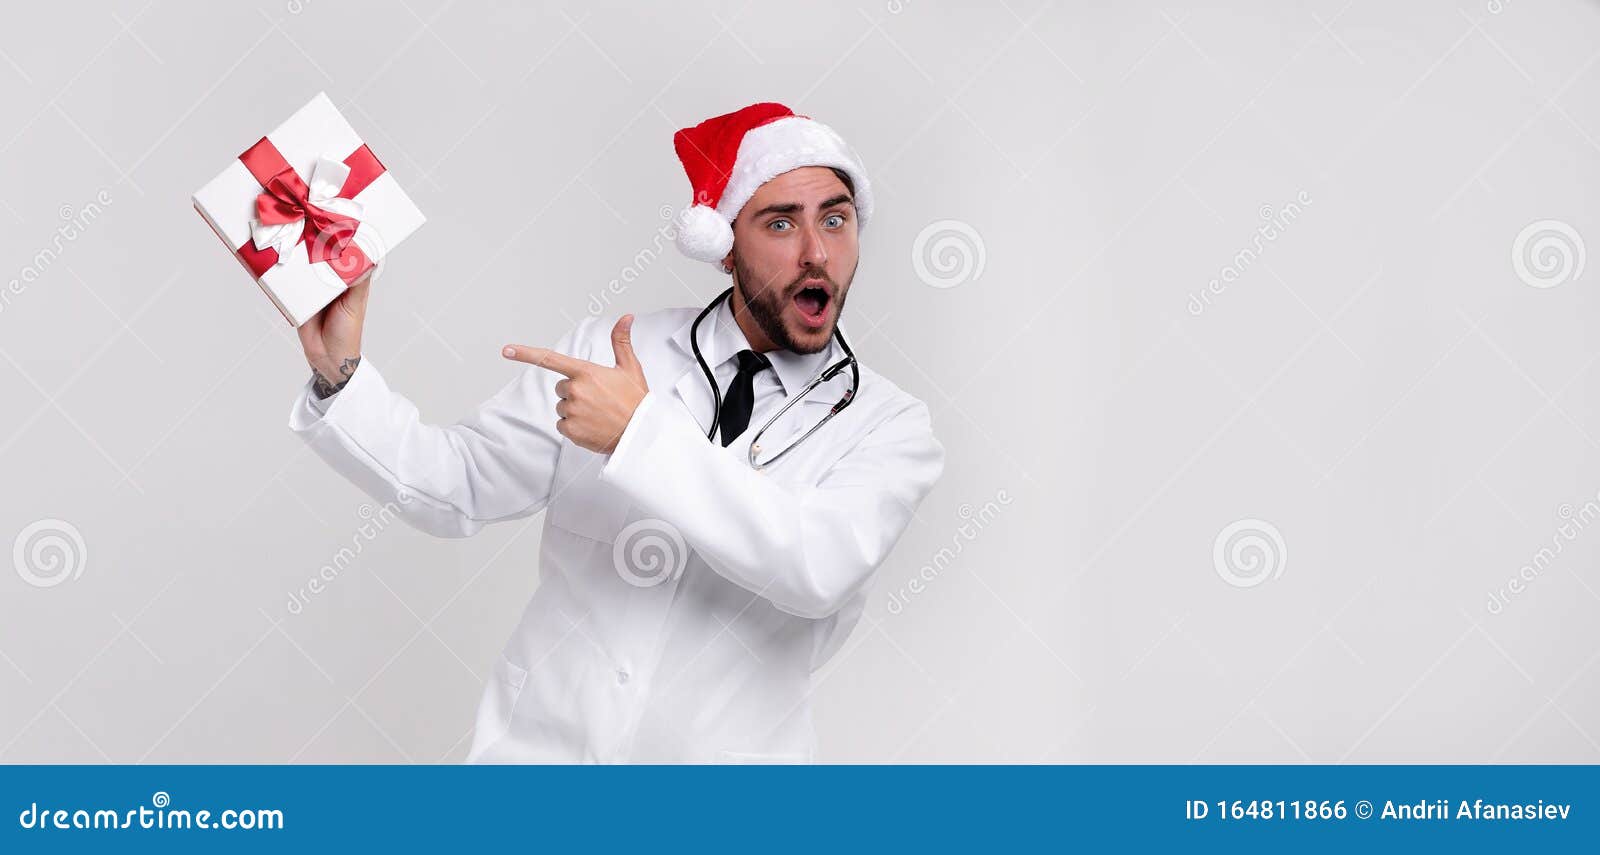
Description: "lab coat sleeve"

(286, 318), (594, 539)
(598, 390), (945, 619)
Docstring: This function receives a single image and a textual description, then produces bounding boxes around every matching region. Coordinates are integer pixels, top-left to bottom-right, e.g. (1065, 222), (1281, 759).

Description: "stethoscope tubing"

(689, 285), (859, 468)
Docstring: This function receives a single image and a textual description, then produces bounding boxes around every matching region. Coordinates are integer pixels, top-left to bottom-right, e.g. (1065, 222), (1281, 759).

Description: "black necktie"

(719, 349), (771, 447)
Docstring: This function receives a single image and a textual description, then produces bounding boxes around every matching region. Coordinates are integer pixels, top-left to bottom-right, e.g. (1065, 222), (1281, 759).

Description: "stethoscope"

(690, 284), (859, 470)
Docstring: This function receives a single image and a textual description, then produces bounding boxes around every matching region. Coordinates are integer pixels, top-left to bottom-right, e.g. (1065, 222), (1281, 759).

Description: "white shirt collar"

(673, 293), (846, 399)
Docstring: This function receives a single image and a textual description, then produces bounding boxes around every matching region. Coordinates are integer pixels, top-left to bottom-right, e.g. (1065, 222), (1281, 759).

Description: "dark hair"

(829, 167), (856, 198)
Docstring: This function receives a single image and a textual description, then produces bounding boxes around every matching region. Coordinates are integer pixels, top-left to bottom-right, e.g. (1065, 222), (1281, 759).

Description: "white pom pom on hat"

(672, 102), (873, 264)
(675, 201), (734, 263)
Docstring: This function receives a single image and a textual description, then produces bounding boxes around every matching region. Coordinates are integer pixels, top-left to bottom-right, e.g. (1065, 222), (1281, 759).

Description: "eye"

(768, 219), (793, 232)
(824, 213), (846, 228)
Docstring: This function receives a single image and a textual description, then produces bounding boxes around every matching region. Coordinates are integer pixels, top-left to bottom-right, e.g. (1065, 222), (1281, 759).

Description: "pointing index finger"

(503, 345), (589, 377)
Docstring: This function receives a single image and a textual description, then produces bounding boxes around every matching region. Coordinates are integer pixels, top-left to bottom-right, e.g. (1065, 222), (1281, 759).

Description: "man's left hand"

(503, 315), (648, 454)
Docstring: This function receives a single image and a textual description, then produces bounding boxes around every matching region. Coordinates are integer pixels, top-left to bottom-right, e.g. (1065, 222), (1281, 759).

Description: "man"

(288, 102), (945, 763)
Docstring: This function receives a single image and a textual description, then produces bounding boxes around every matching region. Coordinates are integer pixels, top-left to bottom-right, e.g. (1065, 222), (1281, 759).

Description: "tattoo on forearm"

(312, 356), (361, 399)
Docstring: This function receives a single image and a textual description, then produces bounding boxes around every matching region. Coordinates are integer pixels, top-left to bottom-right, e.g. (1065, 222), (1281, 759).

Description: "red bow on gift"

(255, 167), (360, 264)
(247, 155), (368, 267)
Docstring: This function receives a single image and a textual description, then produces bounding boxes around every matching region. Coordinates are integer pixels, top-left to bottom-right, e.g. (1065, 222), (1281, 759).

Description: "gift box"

(193, 92), (425, 327)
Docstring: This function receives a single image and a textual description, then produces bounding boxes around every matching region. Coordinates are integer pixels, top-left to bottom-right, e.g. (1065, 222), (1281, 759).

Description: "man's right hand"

(298, 260), (380, 398)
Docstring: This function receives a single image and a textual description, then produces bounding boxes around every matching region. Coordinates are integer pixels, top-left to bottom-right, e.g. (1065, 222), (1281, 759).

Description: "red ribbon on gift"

(234, 137), (387, 284)
(255, 170), (359, 264)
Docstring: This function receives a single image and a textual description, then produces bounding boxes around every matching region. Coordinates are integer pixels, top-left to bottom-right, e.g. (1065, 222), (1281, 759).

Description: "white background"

(0, 0), (1597, 762)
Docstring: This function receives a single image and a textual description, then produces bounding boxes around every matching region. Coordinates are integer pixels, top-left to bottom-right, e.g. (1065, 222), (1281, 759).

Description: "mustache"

(737, 259), (839, 300)
(789, 272), (835, 294)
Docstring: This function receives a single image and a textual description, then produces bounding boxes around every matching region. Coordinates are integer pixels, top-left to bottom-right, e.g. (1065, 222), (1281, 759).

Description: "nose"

(799, 220), (829, 271)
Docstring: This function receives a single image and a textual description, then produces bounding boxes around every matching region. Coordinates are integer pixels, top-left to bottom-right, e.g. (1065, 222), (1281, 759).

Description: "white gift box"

(192, 92), (425, 327)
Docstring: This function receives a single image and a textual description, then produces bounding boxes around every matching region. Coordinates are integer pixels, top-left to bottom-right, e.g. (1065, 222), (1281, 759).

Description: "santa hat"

(672, 102), (874, 264)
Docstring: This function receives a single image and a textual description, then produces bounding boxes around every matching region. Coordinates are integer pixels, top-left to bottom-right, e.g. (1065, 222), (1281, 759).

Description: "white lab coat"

(286, 300), (945, 763)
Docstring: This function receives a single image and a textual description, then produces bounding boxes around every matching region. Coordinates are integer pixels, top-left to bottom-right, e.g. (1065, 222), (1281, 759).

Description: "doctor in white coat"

(286, 102), (944, 763)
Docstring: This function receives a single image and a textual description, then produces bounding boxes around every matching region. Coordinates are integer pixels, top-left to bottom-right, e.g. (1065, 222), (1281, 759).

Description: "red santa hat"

(672, 102), (874, 264)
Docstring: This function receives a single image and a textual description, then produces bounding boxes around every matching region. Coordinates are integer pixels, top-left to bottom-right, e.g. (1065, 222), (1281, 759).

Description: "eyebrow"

(749, 193), (855, 220)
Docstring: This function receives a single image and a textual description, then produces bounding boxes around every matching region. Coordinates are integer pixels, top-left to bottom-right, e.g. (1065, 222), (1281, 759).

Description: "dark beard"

(731, 249), (851, 355)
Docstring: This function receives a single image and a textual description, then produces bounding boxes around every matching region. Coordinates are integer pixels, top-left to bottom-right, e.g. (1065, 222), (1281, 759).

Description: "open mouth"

(792, 282), (831, 327)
